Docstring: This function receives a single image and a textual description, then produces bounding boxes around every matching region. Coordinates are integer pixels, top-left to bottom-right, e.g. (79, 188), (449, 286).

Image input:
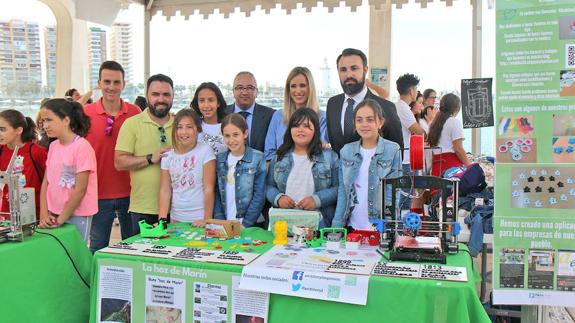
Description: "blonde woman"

(264, 66), (329, 160)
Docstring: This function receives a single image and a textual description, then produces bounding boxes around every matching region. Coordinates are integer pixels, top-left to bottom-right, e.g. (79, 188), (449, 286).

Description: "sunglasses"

(158, 126), (167, 144)
(104, 116), (115, 136)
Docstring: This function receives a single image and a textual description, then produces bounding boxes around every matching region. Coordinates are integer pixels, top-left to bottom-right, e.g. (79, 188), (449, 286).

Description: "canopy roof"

(145, 0), (462, 19)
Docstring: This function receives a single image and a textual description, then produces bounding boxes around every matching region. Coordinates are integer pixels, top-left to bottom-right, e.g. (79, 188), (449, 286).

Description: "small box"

(268, 208), (321, 236)
(205, 219), (241, 238)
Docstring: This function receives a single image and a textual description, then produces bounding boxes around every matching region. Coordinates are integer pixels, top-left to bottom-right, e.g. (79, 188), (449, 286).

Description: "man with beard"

(84, 61), (141, 251)
(115, 74), (174, 235)
(226, 71), (275, 152)
(326, 48), (403, 155)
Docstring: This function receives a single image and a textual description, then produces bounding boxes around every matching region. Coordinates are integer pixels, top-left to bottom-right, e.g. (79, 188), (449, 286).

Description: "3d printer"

(0, 146), (37, 242)
(371, 135), (461, 264)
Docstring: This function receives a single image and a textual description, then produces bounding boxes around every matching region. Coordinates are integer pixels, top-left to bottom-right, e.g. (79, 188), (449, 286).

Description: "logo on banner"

(292, 271), (304, 291)
(528, 292), (545, 299)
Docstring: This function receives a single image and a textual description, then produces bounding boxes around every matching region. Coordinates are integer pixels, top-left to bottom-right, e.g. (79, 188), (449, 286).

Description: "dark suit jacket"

(326, 89), (404, 155)
(226, 103), (275, 152)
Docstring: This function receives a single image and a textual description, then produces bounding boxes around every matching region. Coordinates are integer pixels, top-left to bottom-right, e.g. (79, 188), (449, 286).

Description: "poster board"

(96, 258), (269, 323)
(461, 78), (494, 128)
(494, 0), (575, 306)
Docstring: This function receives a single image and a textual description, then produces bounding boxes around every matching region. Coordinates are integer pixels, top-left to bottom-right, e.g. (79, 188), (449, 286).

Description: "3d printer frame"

(375, 175), (461, 264)
(0, 146), (36, 243)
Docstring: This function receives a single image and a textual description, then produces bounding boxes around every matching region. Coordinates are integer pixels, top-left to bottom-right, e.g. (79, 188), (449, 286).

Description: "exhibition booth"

(1, 0), (574, 322)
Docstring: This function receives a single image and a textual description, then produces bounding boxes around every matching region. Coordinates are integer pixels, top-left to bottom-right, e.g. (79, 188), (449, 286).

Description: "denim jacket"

(266, 149), (339, 226)
(332, 137), (402, 228)
(214, 147), (266, 227)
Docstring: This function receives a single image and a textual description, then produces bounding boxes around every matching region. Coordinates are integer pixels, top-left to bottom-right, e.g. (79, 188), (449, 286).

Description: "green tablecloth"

(0, 225), (92, 323)
(90, 226), (489, 323)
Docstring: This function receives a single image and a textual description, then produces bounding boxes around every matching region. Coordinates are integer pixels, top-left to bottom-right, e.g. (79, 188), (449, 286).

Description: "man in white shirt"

(395, 73), (425, 210)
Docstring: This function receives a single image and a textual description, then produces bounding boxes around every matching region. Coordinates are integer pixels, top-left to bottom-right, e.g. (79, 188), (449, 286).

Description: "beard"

(148, 102), (172, 118)
(340, 77), (365, 96)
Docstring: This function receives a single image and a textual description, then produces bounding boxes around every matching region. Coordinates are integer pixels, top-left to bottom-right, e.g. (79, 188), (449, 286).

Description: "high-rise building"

(109, 22), (133, 84)
(88, 26), (106, 88)
(320, 57), (331, 95)
(0, 19), (42, 95)
(44, 25), (57, 94)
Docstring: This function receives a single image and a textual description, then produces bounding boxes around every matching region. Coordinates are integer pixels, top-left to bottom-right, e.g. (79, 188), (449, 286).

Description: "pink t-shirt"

(46, 137), (98, 216)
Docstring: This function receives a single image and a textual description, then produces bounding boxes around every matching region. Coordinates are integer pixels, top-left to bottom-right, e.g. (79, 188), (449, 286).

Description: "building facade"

(0, 20), (42, 96)
(109, 22), (133, 84)
(88, 26), (107, 88)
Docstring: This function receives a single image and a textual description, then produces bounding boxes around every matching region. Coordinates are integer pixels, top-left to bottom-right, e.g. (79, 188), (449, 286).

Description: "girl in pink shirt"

(38, 99), (98, 242)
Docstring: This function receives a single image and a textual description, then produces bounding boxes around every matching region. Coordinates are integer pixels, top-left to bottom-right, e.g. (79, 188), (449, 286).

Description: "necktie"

(238, 111), (251, 143)
(238, 111), (250, 120)
(343, 98), (355, 138)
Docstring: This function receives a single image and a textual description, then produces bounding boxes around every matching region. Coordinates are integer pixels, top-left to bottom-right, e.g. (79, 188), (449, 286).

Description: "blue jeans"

(464, 205), (494, 257)
(130, 212), (159, 236)
(399, 164), (412, 210)
(89, 197), (131, 253)
(66, 216), (93, 244)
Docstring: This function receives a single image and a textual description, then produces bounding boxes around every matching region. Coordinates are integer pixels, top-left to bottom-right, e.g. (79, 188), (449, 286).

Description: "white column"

(368, 2), (393, 93)
(40, 0), (89, 97)
(144, 7), (151, 82)
(471, 0), (483, 155)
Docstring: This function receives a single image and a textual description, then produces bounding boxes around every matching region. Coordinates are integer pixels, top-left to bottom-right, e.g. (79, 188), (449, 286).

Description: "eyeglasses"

(234, 85), (257, 92)
(158, 126), (167, 144)
(104, 116), (115, 136)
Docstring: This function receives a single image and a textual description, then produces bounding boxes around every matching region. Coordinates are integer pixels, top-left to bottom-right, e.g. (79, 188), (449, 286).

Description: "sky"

(0, 0), (495, 97)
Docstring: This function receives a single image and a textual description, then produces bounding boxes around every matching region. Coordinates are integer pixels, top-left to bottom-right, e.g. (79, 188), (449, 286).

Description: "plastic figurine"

(273, 220), (288, 245)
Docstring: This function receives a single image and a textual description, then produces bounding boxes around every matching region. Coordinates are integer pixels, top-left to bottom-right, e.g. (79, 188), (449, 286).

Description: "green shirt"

(115, 108), (173, 214)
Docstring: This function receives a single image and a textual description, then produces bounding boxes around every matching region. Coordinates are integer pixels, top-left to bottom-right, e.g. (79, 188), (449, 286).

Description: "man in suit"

(226, 71), (275, 153)
(326, 48), (403, 155)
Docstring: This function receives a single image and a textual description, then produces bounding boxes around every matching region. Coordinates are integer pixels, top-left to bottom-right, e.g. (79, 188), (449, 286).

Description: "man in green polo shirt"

(115, 74), (174, 235)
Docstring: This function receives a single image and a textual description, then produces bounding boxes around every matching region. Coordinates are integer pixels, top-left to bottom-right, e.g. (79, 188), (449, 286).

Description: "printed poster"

(94, 258), (269, 323)
(494, 0), (575, 307)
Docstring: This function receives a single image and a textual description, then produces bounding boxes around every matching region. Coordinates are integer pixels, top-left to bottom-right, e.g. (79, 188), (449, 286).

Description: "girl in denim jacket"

(214, 114), (266, 227)
(266, 108), (339, 227)
(332, 99), (402, 229)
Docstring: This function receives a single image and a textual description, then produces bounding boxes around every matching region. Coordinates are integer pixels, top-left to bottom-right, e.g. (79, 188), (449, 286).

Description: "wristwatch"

(146, 153), (154, 165)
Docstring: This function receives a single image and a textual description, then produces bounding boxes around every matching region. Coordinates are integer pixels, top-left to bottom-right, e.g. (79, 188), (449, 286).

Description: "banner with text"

(494, 0), (575, 306)
(96, 259), (269, 323)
